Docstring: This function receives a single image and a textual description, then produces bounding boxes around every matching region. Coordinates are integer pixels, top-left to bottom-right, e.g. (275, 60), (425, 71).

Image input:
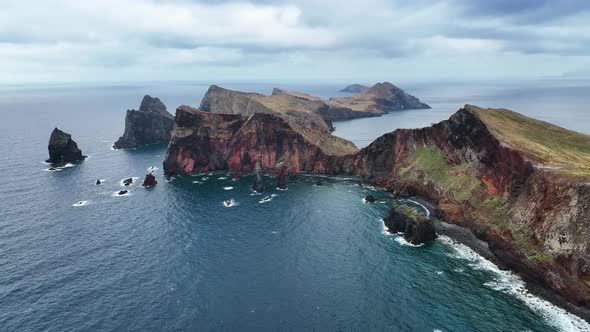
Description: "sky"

(1, 0), (590, 83)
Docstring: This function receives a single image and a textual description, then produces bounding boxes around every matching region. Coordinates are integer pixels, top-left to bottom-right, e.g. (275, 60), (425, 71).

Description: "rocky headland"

(197, 83), (430, 129)
(113, 95), (174, 149)
(162, 104), (357, 176)
(163, 97), (590, 316)
(46, 128), (86, 167)
(339, 84), (369, 93)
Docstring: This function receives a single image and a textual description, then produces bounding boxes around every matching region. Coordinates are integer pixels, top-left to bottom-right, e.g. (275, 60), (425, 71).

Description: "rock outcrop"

(384, 203), (437, 245)
(364, 195), (377, 203)
(339, 84), (369, 93)
(252, 159), (265, 193)
(113, 95), (174, 149)
(277, 163), (287, 190)
(329, 82), (430, 114)
(46, 128), (86, 166)
(142, 173), (157, 187)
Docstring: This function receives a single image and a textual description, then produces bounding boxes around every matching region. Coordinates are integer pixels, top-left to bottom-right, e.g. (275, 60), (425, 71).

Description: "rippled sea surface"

(1, 79), (590, 331)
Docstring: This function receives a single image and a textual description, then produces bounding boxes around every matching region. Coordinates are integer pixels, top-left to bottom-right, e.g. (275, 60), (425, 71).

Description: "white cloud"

(0, 0), (589, 82)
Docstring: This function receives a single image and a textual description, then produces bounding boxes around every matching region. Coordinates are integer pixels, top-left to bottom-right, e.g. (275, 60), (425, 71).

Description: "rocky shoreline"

(407, 195), (590, 322)
(163, 100), (590, 316)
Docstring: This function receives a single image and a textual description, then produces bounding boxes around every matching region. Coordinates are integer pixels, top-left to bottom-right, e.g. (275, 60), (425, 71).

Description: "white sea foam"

(72, 200), (88, 207)
(223, 186), (234, 190)
(405, 199), (430, 217)
(202, 177), (209, 181)
(148, 166), (158, 172)
(393, 236), (424, 247)
(217, 176), (228, 180)
(276, 187), (288, 191)
(192, 181), (203, 184)
(43, 167), (62, 172)
(438, 235), (590, 332)
(362, 185), (378, 191)
(380, 218), (391, 236)
(258, 194), (277, 204)
(223, 199), (238, 207)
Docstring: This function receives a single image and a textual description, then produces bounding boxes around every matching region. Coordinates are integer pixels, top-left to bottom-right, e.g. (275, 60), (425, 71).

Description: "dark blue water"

(1, 80), (590, 331)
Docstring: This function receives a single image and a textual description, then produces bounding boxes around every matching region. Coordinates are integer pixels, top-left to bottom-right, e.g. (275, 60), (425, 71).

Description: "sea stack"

(384, 203), (437, 245)
(113, 95), (174, 149)
(277, 164), (287, 190)
(46, 128), (86, 167)
(142, 173), (157, 187)
(252, 159), (265, 193)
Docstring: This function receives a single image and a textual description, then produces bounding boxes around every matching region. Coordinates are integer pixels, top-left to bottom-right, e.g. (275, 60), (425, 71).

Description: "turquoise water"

(1, 80), (589, 331)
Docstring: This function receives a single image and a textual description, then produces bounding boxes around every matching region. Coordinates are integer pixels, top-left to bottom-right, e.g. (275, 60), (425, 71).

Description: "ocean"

(1, 78), (590, 331)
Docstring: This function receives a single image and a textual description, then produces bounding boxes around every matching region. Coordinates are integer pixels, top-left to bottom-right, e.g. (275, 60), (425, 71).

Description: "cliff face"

(46, 128), (86, 166)
(163, 105), (357, 177)
(113, 95), (174, 149)
(339, 105), (590, 308)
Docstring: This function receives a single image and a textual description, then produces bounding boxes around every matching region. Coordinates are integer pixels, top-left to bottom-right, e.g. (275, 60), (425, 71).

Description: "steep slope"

(113, 95), (174, 149)
(337, 105), (590, 310)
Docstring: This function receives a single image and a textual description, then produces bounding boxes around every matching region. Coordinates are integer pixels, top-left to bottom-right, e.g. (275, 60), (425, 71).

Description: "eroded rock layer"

(163, 105), (358, 177)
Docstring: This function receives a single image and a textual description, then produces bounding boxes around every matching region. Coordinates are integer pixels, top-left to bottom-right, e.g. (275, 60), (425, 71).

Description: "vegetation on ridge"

(470, 106), (590, 177)
(398, 145), (481, 202)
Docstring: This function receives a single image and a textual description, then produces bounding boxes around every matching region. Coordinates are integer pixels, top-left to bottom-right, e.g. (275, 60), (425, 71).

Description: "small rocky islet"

(45, 82), (590, 320)
(113, 95), (174, 149)
(46, 128), (86, 167)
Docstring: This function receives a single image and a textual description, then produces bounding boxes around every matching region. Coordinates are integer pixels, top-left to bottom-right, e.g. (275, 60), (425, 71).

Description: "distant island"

(339, 84), (369, 93)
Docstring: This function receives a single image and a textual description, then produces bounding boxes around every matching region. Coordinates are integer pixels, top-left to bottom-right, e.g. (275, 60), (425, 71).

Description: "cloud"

(0, 0), (589, 82)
